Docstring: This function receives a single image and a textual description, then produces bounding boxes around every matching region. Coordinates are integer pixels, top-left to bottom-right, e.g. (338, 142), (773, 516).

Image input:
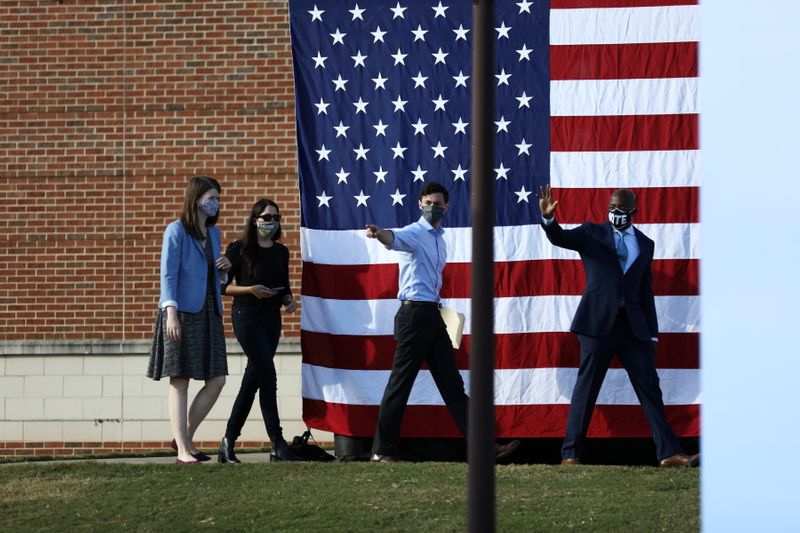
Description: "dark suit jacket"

(541, 219), (659, 341)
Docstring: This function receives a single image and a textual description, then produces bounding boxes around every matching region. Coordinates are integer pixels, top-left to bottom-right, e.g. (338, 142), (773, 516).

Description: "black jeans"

(225, 305), (284, 442)
(371, 303), (469, 456)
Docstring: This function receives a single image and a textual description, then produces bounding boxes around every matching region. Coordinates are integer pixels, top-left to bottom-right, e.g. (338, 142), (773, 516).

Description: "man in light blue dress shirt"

(365, 182), (519, 462)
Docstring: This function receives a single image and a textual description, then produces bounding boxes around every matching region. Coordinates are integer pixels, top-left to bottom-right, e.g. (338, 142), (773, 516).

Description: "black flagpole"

(468, 1), (495, 532)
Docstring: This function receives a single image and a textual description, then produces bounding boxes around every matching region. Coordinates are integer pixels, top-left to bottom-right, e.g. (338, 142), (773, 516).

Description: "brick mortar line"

(0, 439), (333, 457)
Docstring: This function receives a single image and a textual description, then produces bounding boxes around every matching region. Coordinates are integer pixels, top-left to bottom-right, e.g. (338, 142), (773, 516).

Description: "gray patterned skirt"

(147, 299), (228, 381)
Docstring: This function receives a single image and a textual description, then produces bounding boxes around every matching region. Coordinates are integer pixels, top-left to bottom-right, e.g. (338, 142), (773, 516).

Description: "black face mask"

(608, 208), (636, 230)
(421, 205), (445, 225)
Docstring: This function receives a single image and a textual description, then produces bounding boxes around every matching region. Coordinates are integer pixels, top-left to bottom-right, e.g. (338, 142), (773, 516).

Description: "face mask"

(257, 221), (279, 238)
(198, 198), (219, 217)
(608, 208), (635, 230)
(421, 205), (445, 226)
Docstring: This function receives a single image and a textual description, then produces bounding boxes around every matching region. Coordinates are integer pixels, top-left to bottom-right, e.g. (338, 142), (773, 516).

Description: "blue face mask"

(198, 198), (219, 217)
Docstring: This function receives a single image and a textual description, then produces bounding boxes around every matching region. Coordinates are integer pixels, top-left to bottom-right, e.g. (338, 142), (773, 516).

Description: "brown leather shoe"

(560, 458), (582, 465)
(370, 454), (402, 463)
(495, 440), (521, 462)
(659, 453), (699, 468)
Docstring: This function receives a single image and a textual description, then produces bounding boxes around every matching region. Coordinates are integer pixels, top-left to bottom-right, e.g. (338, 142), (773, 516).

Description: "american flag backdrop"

(289, 0), (700, 439)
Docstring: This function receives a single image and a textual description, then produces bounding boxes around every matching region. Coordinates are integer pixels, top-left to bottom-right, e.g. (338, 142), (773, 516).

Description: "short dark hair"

(419, 181), (449, 204)
(610, 188), (637, 208)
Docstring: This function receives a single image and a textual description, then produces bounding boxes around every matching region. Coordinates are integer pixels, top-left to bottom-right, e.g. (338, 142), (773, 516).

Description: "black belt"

(400, 300), (442, 309)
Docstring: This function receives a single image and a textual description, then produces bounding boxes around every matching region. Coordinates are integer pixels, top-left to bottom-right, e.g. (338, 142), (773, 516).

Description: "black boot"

(218, 437), (241, 464)
(270, 438), (301, 462)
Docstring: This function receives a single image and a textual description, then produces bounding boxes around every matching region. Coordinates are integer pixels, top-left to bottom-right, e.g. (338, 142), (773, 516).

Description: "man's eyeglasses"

(257, 214), (282, 222)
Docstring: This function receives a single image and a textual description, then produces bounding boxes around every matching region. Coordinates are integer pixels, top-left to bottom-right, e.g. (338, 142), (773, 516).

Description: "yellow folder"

(440, 307), (465, 349)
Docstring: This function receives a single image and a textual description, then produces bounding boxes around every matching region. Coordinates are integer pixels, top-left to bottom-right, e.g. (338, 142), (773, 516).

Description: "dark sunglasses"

(257, 214), (281, 222)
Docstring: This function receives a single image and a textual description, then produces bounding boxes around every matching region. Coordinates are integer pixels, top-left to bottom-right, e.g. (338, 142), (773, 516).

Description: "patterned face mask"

(198, 198), (219, 217)
(257, 221), (279, 238)
(421, 205), (445, 225)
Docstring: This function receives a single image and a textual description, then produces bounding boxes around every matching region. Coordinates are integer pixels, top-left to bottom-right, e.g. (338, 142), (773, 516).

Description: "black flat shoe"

(218, 437), (241, 464)
(173, 438), (210, 461)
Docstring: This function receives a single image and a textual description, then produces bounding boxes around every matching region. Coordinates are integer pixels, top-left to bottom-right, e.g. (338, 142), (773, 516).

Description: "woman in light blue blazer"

(147, 176), (232, 464)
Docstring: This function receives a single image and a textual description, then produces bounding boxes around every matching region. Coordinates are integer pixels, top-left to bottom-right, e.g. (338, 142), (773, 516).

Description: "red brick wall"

(0, 439), (277, 458)
(0, 1), (302, 340)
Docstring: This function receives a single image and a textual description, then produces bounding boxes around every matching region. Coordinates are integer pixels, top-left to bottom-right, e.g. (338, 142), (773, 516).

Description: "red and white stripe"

(300, 0), (700, 438)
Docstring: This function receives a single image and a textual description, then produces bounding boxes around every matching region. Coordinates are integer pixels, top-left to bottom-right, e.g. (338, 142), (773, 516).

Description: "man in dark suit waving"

(539, 186), (698, 467)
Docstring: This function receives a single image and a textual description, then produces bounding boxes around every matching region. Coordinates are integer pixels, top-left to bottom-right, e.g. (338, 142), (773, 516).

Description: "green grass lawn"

(0, 462), (698, 532)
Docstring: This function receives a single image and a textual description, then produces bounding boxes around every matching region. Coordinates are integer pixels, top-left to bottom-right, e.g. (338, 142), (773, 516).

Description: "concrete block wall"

(0, 341), (332, 458)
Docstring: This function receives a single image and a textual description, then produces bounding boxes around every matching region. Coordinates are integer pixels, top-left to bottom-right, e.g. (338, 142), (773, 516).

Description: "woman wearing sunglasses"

(148, 176), (231, 464)
(218, 198), (300, 463)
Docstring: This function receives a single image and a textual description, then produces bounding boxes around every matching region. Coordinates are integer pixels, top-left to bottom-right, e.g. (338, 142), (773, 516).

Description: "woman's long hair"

(180, 176), (220, 240)
(239, 198), (281, 279)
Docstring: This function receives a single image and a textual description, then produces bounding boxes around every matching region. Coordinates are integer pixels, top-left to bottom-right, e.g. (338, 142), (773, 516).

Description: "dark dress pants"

(225, 305), (284, 442)
(371, 304), (469, 456)
(561, 309), (683, 461)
